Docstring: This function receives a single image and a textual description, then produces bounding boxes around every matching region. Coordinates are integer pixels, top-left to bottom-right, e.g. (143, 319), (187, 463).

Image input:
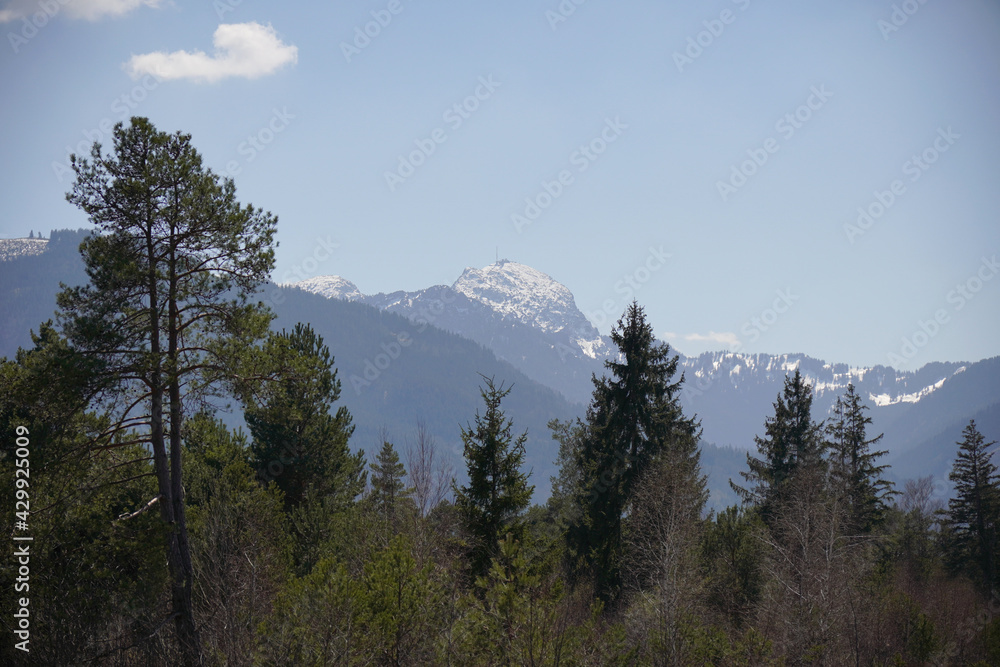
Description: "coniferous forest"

(3, 118), (1000, 666)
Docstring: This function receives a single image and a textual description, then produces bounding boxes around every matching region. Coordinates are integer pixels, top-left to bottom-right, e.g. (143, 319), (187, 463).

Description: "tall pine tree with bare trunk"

(59, 117), (276, 665)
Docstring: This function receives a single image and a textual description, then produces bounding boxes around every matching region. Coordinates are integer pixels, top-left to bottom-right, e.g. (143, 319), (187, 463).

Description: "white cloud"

(125, 22), (298, 83)
(681, 331), (740, 347)
(0, 0), (160, 23)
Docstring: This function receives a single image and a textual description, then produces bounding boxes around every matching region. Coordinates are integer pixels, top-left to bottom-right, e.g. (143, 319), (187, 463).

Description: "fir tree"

(454, 375), (534, 580)
(569, 301), (702, 601)
(732, 369), (826, 524)
(827, 383), (894, 533)
(943, 420), (1000, 595)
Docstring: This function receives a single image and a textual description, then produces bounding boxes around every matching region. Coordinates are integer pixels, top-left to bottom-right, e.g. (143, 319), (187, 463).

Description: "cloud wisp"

(664, 331), (741, 349)
(0, 0), (160, 23)
(125, 22), (298, 84)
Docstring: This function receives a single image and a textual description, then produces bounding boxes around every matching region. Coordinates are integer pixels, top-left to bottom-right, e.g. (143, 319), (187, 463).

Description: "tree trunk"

(168, 249), (202, 665)
(146, 237), (200, 662)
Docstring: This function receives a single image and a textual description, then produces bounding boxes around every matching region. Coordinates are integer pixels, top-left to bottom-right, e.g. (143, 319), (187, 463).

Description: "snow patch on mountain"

(0, 238), (48, 262)
(869, 377), (948, 407)
(680, 351), (966, 412)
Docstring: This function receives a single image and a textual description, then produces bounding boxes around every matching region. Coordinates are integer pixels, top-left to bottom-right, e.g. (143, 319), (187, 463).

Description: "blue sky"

(1, 0), (998, 369)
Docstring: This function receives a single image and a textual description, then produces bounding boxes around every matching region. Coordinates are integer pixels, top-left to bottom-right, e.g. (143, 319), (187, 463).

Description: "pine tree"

(827, 383), (894, 533)
(454, 375), (534, 580)
(943, 420), (1000, 595)
(246, 323), (364, 510)
(28, 230), (33, 239)
(569, 301), (702, 601)
(732, 369), (826, 524)
(59, 116), (276, 665)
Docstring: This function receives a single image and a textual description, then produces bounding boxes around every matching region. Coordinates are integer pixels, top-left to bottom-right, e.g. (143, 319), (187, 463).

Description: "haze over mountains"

(3, 233), (998, 508)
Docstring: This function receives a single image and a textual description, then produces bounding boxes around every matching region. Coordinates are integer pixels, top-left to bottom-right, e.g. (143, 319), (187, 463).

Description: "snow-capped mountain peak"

(292, 275), (363, 301)
(452, 260), (582, 333)
(452, 260), (609, 359)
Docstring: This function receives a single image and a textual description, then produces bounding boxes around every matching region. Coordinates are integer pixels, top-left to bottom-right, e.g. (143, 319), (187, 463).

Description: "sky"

(1, 0), (998, 370)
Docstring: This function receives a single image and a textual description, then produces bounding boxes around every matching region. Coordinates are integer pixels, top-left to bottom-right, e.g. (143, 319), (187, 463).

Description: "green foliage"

(827, 383), (894, 533)
(733, 369), (826, 524)
(0, 326), (169, 664)
(451, 536), (566, 665)
(569, 301), (700, 601)
(259, 535), (442, 665)
(59, 115), (279, 664)
(9, 187), (1000, 667)
(907, 612), (942, 663)
(545, 417), (586, 537)
(702, 505), (765, 628)
(941, 420), (1000, 595)
(246, 322), (365, 510)
(981, 615), (1000, 665)
(258, 556), (360, 665)
(454, 375), (534, 580)
(367, 439), (415, 545)
(183, 413), (292, 664)
(359, 534), (442, 664)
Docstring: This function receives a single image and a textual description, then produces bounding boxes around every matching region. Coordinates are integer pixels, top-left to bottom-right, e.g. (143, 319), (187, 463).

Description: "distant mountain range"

(3, 234), (997, 509)
(291, 259), (1000, 501)
(292, 260), (610, 404)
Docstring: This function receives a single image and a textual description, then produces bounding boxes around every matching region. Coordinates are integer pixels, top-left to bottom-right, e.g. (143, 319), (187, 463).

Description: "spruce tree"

(943, 420), (1000, 595)
(827, 383), (893, 533)
(454, 375), (534, 580)
(569, 301), (701, 600)
(732, 369), (826, 524)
